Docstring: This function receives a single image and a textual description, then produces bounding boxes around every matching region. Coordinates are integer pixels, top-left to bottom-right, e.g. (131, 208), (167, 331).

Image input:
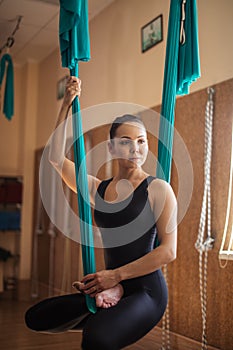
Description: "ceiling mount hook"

(0, 15), (23, 55)
(6, 37), (15, 48)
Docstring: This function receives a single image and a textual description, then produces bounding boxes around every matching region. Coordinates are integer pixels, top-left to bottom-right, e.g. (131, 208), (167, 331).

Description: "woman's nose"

(130, 141), (139, 153)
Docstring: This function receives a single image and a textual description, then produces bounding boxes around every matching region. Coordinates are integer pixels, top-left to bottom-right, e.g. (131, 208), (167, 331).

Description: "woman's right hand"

(63, 76), (81, 108)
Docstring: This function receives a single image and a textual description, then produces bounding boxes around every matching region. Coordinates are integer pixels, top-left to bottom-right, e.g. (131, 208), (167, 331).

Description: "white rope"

(219, 115), (233, 265)
(195, 87), (215, 350)
(161, 265), (170, 350)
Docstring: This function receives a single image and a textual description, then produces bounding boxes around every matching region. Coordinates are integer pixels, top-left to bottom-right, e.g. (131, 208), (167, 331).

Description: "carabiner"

(180, 0), (187, 45)
(6, 36), (15, 48)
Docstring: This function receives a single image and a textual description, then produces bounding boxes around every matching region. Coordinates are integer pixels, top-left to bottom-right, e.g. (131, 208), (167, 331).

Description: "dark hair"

(109, 114), (145, 140)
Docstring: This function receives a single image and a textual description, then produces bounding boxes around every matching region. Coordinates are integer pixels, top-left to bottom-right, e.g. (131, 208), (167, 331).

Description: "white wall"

(79, 0), (233, 109)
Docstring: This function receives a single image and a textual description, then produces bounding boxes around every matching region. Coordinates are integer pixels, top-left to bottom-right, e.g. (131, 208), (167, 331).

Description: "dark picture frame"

(57, 75), (69, 100)
(141, 14), (163, 53)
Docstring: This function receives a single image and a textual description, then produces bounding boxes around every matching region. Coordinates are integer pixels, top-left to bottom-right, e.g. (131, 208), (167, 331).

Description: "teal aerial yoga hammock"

(156, 1), (200, 345)
(156, 0), (200, 183)
(58, 0), (200, 314)
(0, 53), (14, 121)
(59, 0), (96, 313)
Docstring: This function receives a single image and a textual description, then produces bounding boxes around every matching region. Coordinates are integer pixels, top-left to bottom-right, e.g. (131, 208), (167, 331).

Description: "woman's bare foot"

(72, 282), (124, 309)
(95, 284), (124, 308)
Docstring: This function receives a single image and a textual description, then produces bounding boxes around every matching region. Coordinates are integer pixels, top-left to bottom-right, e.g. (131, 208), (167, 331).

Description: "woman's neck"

(114, 167), (148, 182)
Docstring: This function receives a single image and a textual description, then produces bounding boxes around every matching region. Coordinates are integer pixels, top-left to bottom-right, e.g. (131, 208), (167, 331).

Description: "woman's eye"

(138, 139), (146, 144)
(120, 140), (130, 145)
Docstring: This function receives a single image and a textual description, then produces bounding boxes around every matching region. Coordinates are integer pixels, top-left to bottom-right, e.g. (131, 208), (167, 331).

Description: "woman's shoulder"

(93, 177), (113, 190)
(148, 177), (172, 190)
(147, 177), (176, 207)
(89, 175), (114, 199)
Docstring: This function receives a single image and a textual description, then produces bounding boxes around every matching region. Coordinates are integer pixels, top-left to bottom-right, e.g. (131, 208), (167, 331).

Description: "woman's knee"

(25, 306), (39, 331)
(25, 304), (50, 332)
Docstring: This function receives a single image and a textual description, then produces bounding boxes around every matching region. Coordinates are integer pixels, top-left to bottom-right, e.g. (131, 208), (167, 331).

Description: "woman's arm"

(49, 76), (100, 204)
(115, 179), (177, 280)
(80, 179), (177, 293)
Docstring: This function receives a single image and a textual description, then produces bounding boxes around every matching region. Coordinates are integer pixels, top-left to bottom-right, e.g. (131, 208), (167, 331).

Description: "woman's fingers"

(80, 282), (98, 297)
(87, 286), (98, 297)
(81, 274), (95, 284)
(66, 76), (81, 97)
(72, 281), (99, 298)
(66, 84), (81, 94)
(67, 76), (81, 88)
(83, 280), (96, 292)
(81, 270), (117, 292)
(79, 274), (103, 296)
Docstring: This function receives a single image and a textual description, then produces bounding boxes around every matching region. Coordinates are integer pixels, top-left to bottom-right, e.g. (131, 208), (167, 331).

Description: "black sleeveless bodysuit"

(94, 176), (166, 297)
(25, 176), (168, 350)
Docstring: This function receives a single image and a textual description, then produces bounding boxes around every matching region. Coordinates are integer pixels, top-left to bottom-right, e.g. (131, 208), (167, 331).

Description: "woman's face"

(109, 122), (148, 168)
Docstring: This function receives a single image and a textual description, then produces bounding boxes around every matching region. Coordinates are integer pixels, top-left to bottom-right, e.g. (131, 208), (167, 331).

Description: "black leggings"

(25, 270), (167, 350)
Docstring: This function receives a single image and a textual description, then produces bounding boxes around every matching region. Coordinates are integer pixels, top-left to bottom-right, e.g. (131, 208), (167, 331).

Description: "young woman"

(25, 76), (177, 350)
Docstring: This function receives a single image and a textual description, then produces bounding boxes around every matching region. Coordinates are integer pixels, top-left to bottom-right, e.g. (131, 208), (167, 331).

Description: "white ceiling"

(0, 0), (115, 66)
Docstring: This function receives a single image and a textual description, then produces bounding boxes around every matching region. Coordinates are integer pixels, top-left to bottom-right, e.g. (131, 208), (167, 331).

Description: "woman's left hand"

(79, 270), (120, 297)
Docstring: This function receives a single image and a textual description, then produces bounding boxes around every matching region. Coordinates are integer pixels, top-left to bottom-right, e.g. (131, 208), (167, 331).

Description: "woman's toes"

(95, 293), (104, 308)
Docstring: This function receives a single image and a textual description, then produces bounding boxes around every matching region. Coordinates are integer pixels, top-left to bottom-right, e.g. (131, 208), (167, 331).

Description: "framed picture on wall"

(57, 75), (69, 100)
(141, 14), (163, 53)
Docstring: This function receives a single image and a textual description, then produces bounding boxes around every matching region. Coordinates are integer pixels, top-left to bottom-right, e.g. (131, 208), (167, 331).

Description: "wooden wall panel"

(163, 78), (233, 350)
(84, 94), (233, 348)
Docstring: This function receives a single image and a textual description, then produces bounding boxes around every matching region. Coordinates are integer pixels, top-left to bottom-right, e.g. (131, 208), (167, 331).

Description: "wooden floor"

(0, 298), (220, 350)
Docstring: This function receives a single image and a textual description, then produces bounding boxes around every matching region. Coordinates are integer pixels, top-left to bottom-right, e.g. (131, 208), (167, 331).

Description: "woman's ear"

(108, 140), (115, 156)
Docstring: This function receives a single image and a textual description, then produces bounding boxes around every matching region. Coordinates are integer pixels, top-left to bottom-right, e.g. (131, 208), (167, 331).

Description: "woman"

(25, 77), (177, 350)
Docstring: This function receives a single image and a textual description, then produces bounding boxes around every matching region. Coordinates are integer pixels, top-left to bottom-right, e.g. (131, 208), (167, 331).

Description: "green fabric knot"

(59, 0), (91, 69)
(157, 0), (200, 183)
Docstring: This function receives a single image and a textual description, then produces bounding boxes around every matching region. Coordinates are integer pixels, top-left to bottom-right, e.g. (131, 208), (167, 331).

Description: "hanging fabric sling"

(156, 0), (200, 348)
(59, 0), (96, 313)
(157, 0), (200, 182)
(0, 53), (14, 120)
